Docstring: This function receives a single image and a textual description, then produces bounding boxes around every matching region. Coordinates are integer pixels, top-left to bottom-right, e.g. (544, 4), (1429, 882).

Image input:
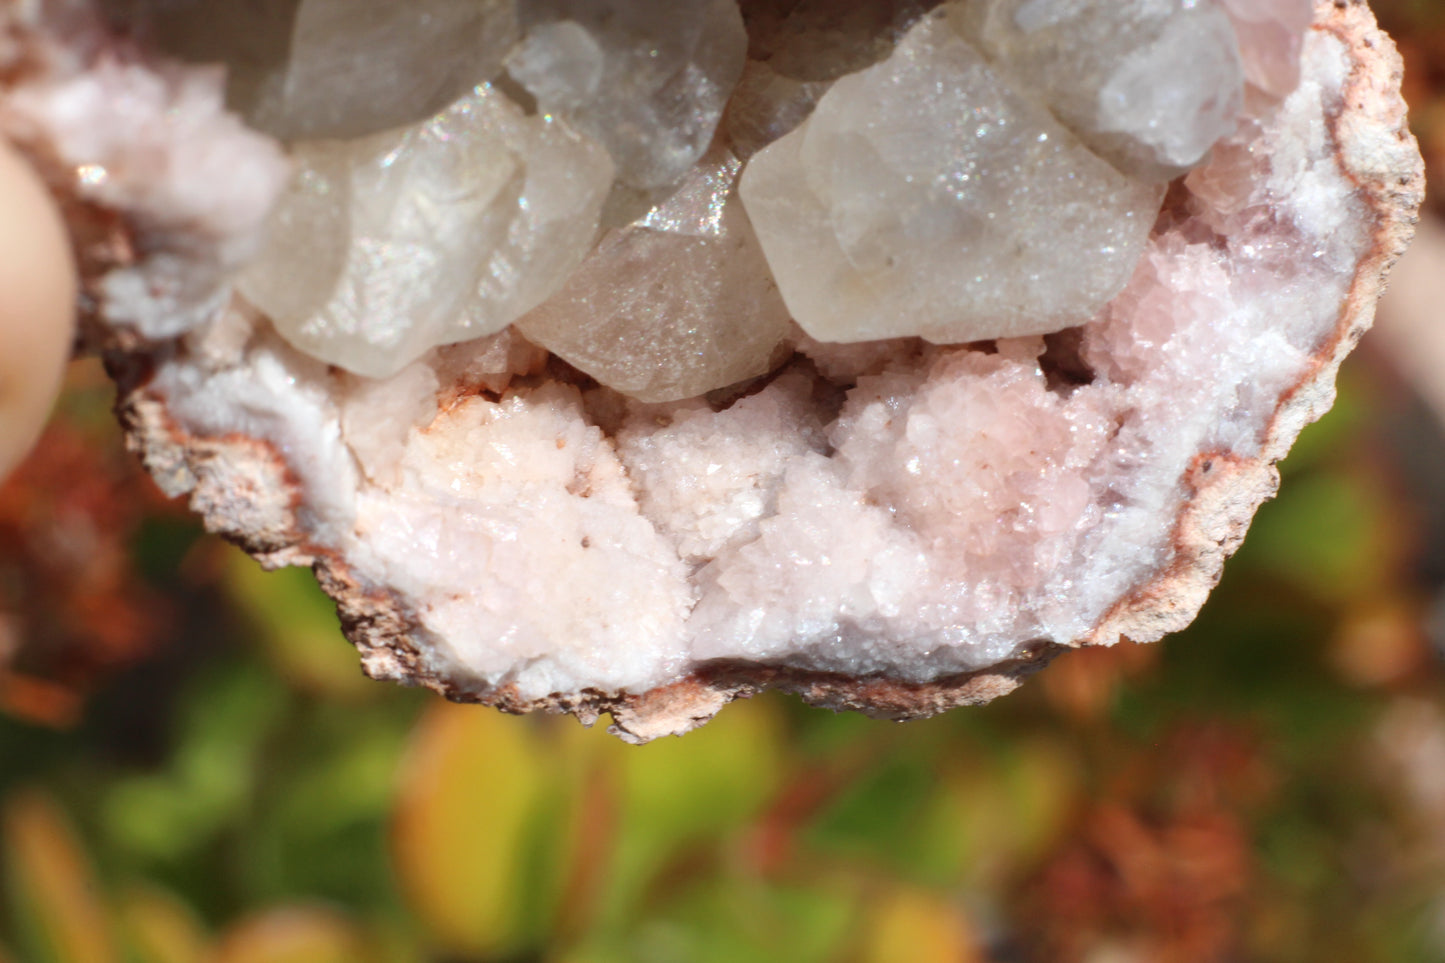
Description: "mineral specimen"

(741, 0), (939, 81)
(0, 0), (1423, 740)
(1223, 0), (1314, 98)
(98, 0), (522, 141)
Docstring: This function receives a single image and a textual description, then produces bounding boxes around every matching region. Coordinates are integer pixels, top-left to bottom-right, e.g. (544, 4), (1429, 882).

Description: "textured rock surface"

(0, 0), (1423, 740)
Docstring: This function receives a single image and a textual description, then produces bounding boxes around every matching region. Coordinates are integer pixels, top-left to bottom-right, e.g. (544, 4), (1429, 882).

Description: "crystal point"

(739, 13), (1163, 345)
(512, 0), (748, 189)
(954, 0), (1246, 180)
(518, 148), (793, 402)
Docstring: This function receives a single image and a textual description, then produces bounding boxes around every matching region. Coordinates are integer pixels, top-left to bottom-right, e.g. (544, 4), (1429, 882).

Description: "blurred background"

(3, 3), (1445, 961)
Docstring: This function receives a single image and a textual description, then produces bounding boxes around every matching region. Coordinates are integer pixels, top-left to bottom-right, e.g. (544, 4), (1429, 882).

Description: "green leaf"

(1238, 471), (1396, 605)
(101, 663), (287, 864)
(579, 877), (854, 963)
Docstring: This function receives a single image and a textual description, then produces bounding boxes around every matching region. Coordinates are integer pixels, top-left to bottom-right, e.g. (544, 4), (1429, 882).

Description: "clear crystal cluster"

(240, 87), (613, 378)
(129, 0), (1257, 396)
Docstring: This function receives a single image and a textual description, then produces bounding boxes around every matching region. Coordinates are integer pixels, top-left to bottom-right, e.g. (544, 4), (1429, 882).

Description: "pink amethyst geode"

(0, 0), (1424, 740)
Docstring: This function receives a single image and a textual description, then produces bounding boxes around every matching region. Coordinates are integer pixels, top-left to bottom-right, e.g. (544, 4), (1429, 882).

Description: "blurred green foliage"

(2, 358), (1445, 963)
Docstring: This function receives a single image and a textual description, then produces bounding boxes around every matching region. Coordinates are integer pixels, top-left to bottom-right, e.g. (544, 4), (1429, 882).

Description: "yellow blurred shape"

(1329, 599), (1428, 688)
(1, 789), (117, 963)
(998, 740), (1080, 865)
(392, 702), (549, 956)
(116, 885), (209, 963)
(617, 692), (782, 829)
(862, 888), (978, 963)
(211, 907), (367, 963)
(919, 740), (1079, 890)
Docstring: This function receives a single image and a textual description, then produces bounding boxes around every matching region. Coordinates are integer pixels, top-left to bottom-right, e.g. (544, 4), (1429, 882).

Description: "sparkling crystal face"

(117, 0), (1270, 397)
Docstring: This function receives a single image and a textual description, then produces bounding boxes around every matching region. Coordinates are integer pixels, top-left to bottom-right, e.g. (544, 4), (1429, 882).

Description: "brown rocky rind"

(20, 0), (1425, 742)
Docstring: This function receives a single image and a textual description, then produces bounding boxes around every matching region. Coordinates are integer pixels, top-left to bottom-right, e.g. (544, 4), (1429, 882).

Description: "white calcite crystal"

(614, 370), (826, 562)
(0, 23), (289, 339)
(238, 86), (613, 379)
(249, 0), (520, 141)
(5, 0), (1422, 739)
(99, 0), (522, 142)
(739, 13), (1165, 344)
(517, 146), (793, 402)
(361, 381), (696, 693)
(509, 0), (748, 189)
(953, 0), (1245, 180)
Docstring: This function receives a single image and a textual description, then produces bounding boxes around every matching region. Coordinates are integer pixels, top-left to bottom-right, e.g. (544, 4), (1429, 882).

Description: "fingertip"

(0, 138), (78, 481)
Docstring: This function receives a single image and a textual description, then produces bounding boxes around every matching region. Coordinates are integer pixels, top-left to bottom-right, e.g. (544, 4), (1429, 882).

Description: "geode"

(0, 0), (1423, 740)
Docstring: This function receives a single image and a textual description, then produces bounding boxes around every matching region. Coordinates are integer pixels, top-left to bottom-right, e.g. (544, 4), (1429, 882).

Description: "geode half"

(0, 0), (1423, 740)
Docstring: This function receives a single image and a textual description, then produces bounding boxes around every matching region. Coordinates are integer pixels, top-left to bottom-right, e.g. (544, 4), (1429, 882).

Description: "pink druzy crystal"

(1223, 0), (1314, 98)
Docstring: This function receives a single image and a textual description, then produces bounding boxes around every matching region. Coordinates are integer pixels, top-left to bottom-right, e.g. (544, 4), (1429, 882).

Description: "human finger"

(0, 138), (77, 481)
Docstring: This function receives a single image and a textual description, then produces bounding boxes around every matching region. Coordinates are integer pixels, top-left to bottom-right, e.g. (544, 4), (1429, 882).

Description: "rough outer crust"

(87, 0), (1425, 742)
